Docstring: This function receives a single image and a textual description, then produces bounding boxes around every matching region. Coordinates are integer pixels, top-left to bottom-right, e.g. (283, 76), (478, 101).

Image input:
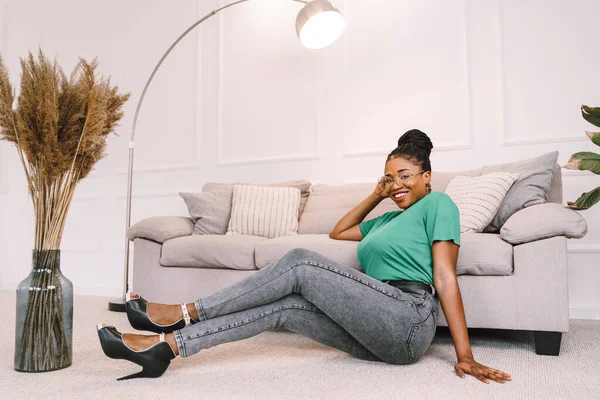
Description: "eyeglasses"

(378, 170), (425, 189)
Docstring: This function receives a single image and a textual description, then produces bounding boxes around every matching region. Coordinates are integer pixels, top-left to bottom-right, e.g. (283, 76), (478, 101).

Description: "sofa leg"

(533, 331), (562, 356)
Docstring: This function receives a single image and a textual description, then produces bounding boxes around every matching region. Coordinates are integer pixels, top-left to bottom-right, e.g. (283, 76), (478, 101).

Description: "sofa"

(127, 153), (588, 356)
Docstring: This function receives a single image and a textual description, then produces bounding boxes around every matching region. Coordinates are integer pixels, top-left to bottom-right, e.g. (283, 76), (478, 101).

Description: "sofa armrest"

(500, 203), (587, 245)
(127, 216), (194, 244)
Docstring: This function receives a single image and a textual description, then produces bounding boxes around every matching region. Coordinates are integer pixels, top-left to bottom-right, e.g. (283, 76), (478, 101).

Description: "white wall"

(0, 0), (598, 318)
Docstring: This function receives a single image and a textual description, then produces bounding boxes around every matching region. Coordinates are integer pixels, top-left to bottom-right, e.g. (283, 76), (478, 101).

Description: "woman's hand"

(454, 358), (512, 384)
(373, 178), (393, 199)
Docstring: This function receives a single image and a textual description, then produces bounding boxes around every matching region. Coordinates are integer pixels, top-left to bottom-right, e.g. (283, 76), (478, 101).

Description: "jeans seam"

(196, 298), (207, 321)
(183, 303), (323, 341)
(405, 307), (435, 360)
(201, 258), (407, 316)
(174, 329), (187, 357)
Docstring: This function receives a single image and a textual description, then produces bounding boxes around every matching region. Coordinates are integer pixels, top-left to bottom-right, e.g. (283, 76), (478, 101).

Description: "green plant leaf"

(582, 105), (600, 129)
(567, 185), (600, 210)
(586, 131), (600, 147)
(564, 152), (600, 174)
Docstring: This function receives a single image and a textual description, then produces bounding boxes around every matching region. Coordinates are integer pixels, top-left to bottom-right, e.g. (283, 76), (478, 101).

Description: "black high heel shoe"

(125, 292), (197, 333)
(97, 324), (176, 381)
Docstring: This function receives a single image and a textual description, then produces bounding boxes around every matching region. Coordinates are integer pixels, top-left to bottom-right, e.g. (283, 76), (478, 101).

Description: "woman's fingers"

(489, 367), (512, 377)
(454, 365), (465, 378)
(488, 372), (505, 383)
(483, 369), (508, 383)
(489, 368), (512, 381)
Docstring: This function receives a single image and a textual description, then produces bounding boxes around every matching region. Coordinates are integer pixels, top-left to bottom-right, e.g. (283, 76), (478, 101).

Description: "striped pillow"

(226, 185), (301, 238)
(445, 172), (520, 233)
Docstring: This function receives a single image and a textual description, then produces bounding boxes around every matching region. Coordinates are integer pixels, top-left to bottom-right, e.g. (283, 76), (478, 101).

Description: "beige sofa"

(127, 159), (588, 356)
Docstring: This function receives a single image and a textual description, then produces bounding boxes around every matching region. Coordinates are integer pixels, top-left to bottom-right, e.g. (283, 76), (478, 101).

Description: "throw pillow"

(179, 190), (232, 235)
(445, 172), (520, 233)
(226, 185), (301, 239)
(481, 151), (559, 232)
(499, 203), (588, 245)
(202, 179), (312, 217)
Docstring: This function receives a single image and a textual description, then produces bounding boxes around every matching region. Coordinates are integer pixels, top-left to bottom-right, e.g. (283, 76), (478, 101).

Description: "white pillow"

(445, 172), (520, 233)
(226, 184), (301, 238)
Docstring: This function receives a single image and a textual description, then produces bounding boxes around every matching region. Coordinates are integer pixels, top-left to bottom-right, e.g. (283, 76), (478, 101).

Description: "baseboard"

(568, 245), (600, 254)
(569, 305), (600, 320)
(0, 281), (121, 297)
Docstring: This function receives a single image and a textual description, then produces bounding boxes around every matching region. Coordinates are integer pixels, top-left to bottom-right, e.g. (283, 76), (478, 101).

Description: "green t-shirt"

(357, 192), (460, 285)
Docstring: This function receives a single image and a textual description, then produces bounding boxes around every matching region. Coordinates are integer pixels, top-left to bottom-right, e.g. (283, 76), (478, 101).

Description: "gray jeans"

(173, 248), (438, 364)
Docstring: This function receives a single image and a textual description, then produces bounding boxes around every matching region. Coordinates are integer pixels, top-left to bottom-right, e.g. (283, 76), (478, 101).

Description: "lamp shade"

(296, 0), (345, 49)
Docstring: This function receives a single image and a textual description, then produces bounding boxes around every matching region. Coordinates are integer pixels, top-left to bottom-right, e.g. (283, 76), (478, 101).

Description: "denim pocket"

(404, 289), (429, 307)
(405, 308), (436, 361)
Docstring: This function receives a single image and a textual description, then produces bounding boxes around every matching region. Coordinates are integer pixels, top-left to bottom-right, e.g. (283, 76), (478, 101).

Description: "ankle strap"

(159, 332), (165, 342)
(181, 303), (192, 326)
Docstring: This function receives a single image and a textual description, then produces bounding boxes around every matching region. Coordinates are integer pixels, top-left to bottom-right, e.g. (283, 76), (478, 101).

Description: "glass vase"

(14, 250), (73, 372)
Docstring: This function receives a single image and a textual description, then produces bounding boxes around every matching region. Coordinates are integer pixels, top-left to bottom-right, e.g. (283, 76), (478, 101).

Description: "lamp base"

(108, 298), (126, 312)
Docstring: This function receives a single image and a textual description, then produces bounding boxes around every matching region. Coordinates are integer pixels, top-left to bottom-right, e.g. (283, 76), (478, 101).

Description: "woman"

(97, 129), (511, 384)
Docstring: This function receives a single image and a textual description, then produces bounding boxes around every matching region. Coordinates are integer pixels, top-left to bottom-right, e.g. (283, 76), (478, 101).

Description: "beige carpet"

(1, 291), (599, 400)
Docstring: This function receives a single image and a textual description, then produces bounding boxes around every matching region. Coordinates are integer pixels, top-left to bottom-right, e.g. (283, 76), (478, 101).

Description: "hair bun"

(397, 129), (433, 156)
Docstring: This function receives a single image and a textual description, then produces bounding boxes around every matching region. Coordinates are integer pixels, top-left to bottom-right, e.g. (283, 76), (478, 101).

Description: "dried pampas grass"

(0, 48), (130, 250)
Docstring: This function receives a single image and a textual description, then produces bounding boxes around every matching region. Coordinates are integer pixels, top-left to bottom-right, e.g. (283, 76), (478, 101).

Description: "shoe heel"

(117, 370), (148, 381)
(117, 369), (147, 381)
(117, 359), (170, 381)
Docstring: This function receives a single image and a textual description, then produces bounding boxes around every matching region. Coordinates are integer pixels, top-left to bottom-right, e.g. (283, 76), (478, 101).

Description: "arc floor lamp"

(108, 0), (345, 311)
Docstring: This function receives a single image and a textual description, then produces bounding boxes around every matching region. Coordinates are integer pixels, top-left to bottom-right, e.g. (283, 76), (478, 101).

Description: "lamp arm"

(120, 0), (309, 302)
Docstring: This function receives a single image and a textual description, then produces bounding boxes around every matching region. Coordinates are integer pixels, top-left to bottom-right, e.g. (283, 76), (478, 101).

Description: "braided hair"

(387, 129), (433, 192)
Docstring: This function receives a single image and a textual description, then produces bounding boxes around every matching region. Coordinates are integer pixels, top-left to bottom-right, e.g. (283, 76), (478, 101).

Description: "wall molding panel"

(116, 190), (182, 200)
(215, 0), (320, 167)
(340, 0), (472, 159)
(501, 135), (590, 147)
(116, 162), (200, 176)
(342, 143), (472, 159)
(496, 0), (599, 147)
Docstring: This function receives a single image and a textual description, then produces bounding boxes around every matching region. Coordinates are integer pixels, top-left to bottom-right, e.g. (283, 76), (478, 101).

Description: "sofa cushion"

(161, 235), (267, 270)
(457, 233), (513, 275)
(180, 190), (232, 235)
(127, 216), (194, 243)
(255, 234), (362, 270)
(445, 172), (520, 233)
(298, 183), (399, 234)
(226, 185), (301, 239)
(255, 233), (513, 276)
(482, 151), (559, 232)
(500, 203), (587, 245)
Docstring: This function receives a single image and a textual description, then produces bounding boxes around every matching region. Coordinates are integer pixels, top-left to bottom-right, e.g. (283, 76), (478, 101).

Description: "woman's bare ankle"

(186, 302), (200, 321)
(123, 333), (158, 352)
(146, 303), (181, 325)
(165, 333), (179, 356)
